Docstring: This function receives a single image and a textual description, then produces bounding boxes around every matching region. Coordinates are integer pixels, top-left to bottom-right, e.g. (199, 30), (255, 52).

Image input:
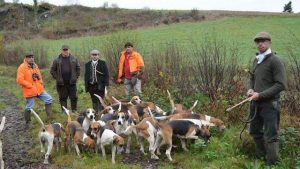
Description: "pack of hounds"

(3, 90), (226, 165)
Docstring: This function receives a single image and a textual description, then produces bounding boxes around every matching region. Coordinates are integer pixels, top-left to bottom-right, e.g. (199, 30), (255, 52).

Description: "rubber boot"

(92, 101), (99, 112)
(24, 109), (32, 129)
(71, 99), (77, 113)
(254, 139), (266, 160)
(266, 142), (279, 166)
(60, 100), (67, 113)
(45, 103), (53, 121)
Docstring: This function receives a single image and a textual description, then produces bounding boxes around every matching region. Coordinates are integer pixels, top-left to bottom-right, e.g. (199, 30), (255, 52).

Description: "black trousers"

(88, 84), (104, 112)
(57, 84), (78, 111)
(249, 100), (280, 143)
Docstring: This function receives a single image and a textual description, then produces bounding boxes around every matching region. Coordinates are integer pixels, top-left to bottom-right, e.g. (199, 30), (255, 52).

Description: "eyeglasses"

(62, 49), (69, 51)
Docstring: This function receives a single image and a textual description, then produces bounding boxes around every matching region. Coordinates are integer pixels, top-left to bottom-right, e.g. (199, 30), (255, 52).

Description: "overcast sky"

(5, 0), (300, 12)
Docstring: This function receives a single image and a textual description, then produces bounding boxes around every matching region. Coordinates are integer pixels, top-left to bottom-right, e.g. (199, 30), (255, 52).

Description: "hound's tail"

(30, 109), (45, 127)
(0, 116), (6, 133)
(62, 106), (72, 123)
(167, 90), (175, 114)
(188, 100), (198, 112)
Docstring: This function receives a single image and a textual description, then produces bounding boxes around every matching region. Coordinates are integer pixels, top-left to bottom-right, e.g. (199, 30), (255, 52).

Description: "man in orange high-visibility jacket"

(16, 53), (53, 129)
(116, 42), (144, 96)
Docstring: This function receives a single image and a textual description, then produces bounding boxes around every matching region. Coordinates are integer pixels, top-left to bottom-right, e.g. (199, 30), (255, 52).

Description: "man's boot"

(60, 100), (67, 114)
(266, 142), (279, 166)
(24, 109), (32, 129)
(71, 99), (77, 113)
(45, 103), (53, 121)
(254, 139), (266, 160)
(92, 101), (98, 112)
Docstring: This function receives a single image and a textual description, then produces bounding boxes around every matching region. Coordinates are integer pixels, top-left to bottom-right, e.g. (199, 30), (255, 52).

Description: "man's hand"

(247, 89), (254, 97)
(137, 72), (143, 79)
(250, 92), (260, 101)
(116, 78), (122, 84)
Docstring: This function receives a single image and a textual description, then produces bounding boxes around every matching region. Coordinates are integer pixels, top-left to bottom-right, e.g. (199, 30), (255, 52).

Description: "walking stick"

(226, 97), (252, 112)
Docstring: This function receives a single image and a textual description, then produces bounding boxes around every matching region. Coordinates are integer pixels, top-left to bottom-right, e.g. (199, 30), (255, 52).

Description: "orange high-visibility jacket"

(16, 60), (44, 98)
(117, 51), (144, 79)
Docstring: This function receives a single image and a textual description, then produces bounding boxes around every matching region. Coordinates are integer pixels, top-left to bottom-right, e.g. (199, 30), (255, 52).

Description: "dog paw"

(151, 154), (159, 160)
(43, 159), (49, 164)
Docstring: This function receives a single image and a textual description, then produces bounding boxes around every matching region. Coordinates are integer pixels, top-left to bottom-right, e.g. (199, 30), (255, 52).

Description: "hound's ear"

(113, 135), (118, 144)
(60, 125), (65, 132)
(110, 120), (116, 126)
(127, 110), (132, 117)
(82, 111), (87, 117)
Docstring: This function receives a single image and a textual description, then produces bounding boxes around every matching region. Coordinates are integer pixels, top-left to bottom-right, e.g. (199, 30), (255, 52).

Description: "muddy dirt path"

(0, 88), (176, 169)
(0, 88), (47, 169)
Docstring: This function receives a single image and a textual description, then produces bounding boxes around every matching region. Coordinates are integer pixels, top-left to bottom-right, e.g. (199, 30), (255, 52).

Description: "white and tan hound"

(30, 109), (64, 164)
(63, 107), (96, 157)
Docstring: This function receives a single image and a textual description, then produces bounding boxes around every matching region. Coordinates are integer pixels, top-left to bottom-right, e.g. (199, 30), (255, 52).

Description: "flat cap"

(90, 49), (100, 55)
(25, 53), (34, 57)
(254, 32), (271, 42)
(61, 45), (70, 50)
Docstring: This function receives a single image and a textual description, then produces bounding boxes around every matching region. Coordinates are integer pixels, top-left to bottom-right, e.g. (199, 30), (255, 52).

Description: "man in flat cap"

(116, 42), (145, 97)
(84, 49), (109, 113)
(247, 32), (286, 165)
(17, 53), (53, 129)
(51, 45), (80, 113)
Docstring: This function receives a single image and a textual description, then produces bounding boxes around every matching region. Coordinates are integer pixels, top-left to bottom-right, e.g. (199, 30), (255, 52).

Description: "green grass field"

(0, 64), (298, 169)
(2, 15), (300, 168)
(7, 15), (300, 65)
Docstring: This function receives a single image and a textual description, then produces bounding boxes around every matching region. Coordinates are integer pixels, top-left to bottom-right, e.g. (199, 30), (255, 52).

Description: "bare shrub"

(102, 32), (139, 80)
(284, 52), (300, 116)
(190, 8), (199, 20)
(4, 45), (24, 66)
(190, 36), (242, 102)
(0, 35), (4, 64)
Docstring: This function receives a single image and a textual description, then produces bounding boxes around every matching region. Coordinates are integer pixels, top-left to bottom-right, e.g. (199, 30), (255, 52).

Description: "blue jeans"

(25, 92), (52, 111)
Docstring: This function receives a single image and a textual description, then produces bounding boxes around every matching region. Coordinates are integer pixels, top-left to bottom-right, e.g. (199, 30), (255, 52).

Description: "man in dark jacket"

(50, 45), (80, 113)
(247, 32), (286, 166)
(84, 49), (109, 113)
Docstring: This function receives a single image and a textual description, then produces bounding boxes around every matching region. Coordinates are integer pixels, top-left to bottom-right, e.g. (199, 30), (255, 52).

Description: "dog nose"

(118, 121), (122, 125)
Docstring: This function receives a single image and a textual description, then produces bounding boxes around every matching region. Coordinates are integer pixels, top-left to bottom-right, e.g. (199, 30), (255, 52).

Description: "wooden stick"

(226, 98), (252, 112)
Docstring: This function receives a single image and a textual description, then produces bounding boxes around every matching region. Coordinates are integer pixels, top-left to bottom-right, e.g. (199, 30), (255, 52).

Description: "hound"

(30, 109), (64, 164)
(111, 96), (167, 118)
(0, 116), (6, 169)
(123, 116), (159, 159)
(167, 90), (198, 114)
(63, 107), (96, 157)
(155, 110), (225, 132)
(93, 125), (124, 164)
(153, 120), (211, 161)
(76, 108), (96, 133)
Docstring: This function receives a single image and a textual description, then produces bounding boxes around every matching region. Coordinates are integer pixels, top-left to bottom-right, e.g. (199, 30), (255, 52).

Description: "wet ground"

(122, 150), (163, 169)
(0, 88), (176, 169)
(0, 89), (47, 169)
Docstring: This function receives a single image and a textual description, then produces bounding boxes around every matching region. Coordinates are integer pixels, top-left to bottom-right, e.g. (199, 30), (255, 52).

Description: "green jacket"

(250, 53), (287, 101)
